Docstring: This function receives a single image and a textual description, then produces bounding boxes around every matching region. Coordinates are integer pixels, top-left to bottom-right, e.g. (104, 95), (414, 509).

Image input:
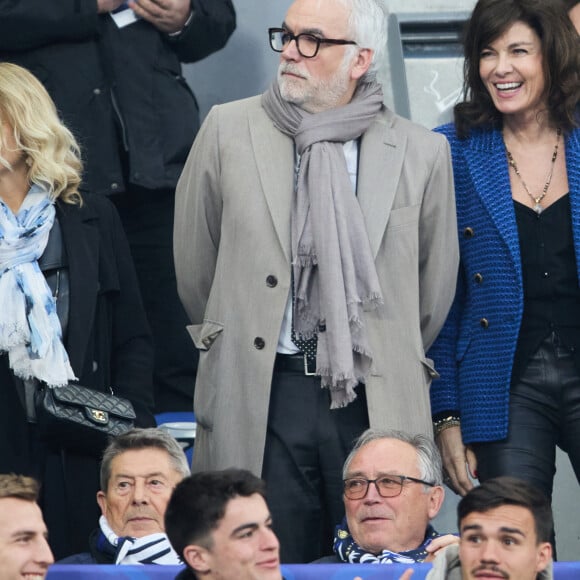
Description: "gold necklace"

(504, 127), (562, 215)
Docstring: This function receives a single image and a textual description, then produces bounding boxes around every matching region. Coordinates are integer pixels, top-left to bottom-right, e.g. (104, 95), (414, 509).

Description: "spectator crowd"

(0, 0), (578, 578)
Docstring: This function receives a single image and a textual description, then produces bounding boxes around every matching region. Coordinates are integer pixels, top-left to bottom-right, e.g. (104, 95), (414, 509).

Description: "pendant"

(533, 203), (543, 215)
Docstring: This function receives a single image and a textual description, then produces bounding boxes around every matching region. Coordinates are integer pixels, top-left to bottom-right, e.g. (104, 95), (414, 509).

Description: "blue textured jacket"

(429, 122), (580, 444)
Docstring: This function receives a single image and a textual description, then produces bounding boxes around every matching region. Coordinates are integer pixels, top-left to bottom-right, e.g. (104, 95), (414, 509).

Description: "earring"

(25, 156), (33, 166)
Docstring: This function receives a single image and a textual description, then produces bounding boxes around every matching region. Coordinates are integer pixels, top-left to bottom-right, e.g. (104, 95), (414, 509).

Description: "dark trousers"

(261, 358), (369, 563)
(474, 332), (580, 553)
(112, 188), (198, 412)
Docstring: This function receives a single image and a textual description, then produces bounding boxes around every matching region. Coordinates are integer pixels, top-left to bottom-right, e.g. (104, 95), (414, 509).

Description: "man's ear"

(183, 544), (212, 574)
(535, 541), (552, 573)
(427, 486), (445, 519)
(350, 48), (373, 81)
(96, 491), (108, 516)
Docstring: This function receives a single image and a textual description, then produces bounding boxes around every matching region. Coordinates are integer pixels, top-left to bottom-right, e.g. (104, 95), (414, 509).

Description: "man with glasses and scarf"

(316, 429), (458, 564)
(174, 0), (458, 563)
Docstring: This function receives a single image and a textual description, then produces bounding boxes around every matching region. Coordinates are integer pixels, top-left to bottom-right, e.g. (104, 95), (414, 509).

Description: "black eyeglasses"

(268, 27), (357, 59)
(343, 475), (436, 500)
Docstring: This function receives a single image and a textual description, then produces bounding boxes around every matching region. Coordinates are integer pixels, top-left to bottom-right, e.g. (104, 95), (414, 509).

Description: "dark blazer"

(428, 123), (580, 444)
(0, 193), (155, 559)
(57, 194), (154, 412)
(0, 0), (236, 195)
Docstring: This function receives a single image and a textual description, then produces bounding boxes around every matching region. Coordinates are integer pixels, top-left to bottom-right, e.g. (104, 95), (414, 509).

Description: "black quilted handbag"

(35, 384), (136, 455)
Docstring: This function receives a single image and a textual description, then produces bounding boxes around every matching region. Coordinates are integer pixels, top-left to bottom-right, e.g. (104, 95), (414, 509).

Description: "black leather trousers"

(474, 332), (580, 500)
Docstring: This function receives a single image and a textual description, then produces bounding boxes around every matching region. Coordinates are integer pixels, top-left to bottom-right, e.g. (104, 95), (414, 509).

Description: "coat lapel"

(57, 201), (100, 374)
(358, 109), (404, 258)
(465, 128), (522, 278)
(249, 106), (294, 263)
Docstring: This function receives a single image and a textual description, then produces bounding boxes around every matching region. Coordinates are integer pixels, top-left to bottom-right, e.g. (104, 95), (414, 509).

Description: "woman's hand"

(437, 425), (477, 495)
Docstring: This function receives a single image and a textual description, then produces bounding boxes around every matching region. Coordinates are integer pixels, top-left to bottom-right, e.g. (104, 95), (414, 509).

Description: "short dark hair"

(458, 477), (553, 543)
(454, 0), (579, 138)
(165, 469), (267, 560)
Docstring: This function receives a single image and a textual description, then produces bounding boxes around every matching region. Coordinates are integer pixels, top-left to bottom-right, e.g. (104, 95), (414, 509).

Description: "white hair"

(343, 428), (444, 488)
(338, 0), (389, 83)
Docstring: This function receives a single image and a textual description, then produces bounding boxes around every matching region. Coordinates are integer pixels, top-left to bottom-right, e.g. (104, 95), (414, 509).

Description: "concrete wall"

(183, 0), (580, 560)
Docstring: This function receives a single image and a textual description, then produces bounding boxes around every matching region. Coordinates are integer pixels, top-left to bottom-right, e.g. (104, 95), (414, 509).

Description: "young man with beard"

(401, 477), (553, 580)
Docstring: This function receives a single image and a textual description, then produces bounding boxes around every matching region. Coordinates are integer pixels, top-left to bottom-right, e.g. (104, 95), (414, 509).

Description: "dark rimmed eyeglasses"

(268, 27), (357, 59)
(343, 475), (436, 500)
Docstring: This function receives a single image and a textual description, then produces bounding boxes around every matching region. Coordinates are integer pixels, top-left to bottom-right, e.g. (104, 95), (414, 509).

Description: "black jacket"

(0, 0), (236, 195)
(0, 194), (155, 558)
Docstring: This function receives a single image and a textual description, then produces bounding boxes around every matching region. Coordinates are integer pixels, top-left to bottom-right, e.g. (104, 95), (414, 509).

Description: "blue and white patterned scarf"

(0, 185), (76, 386)
(99, 516), (182, 565)
(333, 517), (441, 564)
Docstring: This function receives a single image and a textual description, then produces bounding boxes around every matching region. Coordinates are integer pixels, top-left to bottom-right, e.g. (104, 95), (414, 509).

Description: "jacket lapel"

(358, 109), (404, 258)
(57, 201), (100, 375)
(465, 128), (522, 278)
(249, 106), (294, 263)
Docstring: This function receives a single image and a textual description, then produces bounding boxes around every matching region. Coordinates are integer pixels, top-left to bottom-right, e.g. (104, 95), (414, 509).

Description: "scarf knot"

(262, 80), (384, 408)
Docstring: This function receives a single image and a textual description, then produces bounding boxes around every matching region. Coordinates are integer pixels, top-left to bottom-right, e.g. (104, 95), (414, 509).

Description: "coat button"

(266, 275), (278, 288)
(480, 318), (489, 329)
(464, 227), (474, 238)
(474, 273), (483, 284)
(254, 337), (265, 349)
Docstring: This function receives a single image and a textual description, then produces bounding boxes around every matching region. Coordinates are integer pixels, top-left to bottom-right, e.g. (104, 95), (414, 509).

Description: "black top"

(512, 194), (580, 381)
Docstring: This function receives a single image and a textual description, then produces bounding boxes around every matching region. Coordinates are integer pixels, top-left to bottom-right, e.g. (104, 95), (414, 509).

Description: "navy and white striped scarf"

(99, 516), (181, 565)
(333, 517), (441, 564)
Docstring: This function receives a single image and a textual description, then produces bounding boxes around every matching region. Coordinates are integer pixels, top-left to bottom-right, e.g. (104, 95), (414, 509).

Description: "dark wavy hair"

(562, 0), (579, 11)
(454, 0), (579, 138)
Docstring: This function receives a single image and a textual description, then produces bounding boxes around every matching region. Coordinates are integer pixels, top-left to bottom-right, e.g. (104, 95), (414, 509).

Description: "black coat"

(0, 0), (236, 195)
(0, 194), (155, 559)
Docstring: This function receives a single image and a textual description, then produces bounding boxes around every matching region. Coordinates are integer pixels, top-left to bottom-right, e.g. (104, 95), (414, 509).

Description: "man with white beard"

(174, 0), (458, 563)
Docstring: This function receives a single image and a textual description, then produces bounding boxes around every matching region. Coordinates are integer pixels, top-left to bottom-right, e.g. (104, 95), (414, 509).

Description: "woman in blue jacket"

(429, 0), (580, 502)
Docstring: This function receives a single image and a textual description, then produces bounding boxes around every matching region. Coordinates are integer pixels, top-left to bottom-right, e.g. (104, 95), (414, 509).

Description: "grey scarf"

(262, 80), (384, 408)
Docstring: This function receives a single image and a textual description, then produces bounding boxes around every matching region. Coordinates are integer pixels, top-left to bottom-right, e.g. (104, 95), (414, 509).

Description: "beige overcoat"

(174, 95), (458, 476)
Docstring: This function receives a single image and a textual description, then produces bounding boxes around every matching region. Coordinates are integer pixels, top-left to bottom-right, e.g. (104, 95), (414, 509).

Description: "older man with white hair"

(316, 429), (458, 564)
(175, 0), (458, 562)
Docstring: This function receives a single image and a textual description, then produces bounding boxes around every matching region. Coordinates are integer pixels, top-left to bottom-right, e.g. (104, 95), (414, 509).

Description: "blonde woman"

(0, 63), (155, 559)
